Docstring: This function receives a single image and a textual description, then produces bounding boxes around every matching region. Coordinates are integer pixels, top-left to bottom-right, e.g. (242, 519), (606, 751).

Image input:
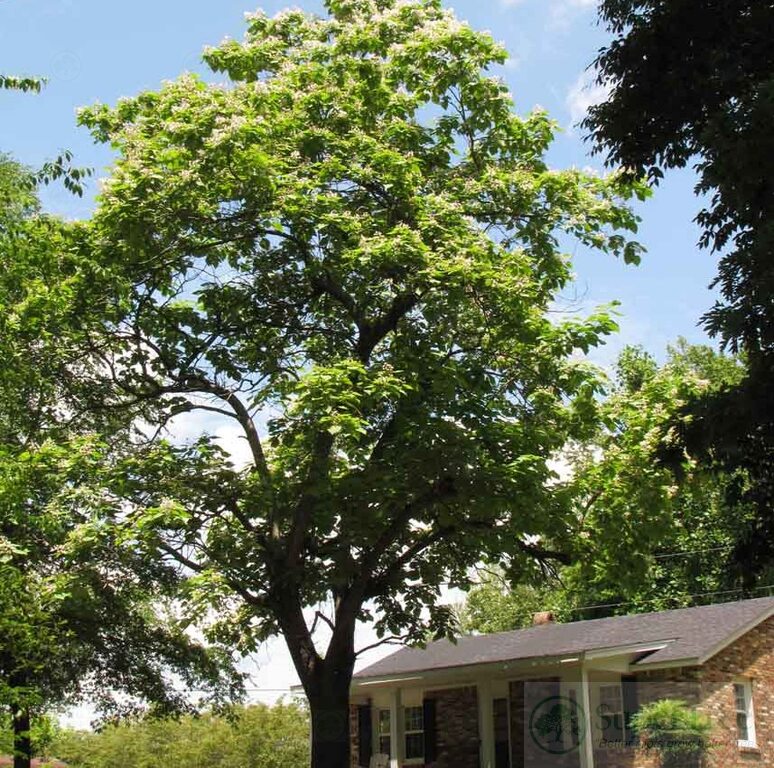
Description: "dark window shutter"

(622, 675), (639, 744)
(358, 704), (372, 766)
(423, 698), (438, 764)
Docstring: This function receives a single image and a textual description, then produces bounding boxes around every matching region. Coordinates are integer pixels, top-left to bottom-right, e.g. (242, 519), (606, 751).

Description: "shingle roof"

(355, 596), (774, 680)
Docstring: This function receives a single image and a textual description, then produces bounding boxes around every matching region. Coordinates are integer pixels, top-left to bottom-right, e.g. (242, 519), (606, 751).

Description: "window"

(377, 709), (391, 756)
(734, 681), (757, 748)
(598, 684), (626, 744)
(404, 705), (425, 760)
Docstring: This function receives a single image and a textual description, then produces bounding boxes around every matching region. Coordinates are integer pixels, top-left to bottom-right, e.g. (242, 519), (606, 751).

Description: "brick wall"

(594, 746), (658, 768)
(509, 678), (582, 768)
(348, 688), (480, 768)
(699, 616), (774, 768)
(634, 667), (702, 708)
(592, 666), (700, 768)
(592, 615), (774, 768)
(509, 680), (526, 768)
(425, 686), (480, 768)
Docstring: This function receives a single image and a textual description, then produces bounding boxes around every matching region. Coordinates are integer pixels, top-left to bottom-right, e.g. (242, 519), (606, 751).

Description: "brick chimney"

(532, 611), (555, 626)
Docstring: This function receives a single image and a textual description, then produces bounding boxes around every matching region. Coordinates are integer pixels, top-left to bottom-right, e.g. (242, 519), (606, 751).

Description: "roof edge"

(696, 601), (774, 665)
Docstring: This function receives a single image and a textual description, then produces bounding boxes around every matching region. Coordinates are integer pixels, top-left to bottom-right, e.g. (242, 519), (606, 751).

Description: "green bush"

(0, 711), (62, 760)
(631, 699), (713, 767)
(52, 702), (309, 768)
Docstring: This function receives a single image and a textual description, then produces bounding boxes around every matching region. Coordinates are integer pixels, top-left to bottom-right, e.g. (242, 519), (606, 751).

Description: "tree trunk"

(286, 624), (357, 768)
(10, 703), (31, 768)
(307, 682), (353, 768)
(274, 578), (361, 768)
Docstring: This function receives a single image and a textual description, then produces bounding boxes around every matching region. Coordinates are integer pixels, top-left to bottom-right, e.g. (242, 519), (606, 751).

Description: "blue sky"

(1, 0), (722, 723)
(1, 0), (720, 370)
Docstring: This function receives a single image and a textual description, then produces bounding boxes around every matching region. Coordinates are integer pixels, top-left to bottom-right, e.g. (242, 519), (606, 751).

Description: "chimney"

(532, 611), (555, 626)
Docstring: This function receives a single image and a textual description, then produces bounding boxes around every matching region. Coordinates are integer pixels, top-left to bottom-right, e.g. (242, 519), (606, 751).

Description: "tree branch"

(310, 610), (335, 636)
(355, 634), (411, 658)
(285, 431), (335, 568)
(356, 291), (419, 363)
(184, 376), (271, 485)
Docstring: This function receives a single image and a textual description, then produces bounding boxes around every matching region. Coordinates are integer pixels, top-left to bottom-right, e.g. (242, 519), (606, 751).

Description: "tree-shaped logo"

(529, 695), (585, 755)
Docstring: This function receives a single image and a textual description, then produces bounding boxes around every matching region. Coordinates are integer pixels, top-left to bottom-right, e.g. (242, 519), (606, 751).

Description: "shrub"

(631, 699), (713, 767)
(52, 702), (309, 768)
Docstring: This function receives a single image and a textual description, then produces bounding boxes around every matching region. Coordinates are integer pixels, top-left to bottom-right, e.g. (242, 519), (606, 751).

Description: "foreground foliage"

(0, 704), (308, 768)
(0, 152), (242, 768)
(631, 699), (714, 767)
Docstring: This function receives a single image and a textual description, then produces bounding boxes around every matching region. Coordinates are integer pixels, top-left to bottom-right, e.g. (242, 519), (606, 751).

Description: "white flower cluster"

(207, 114), (252, 148)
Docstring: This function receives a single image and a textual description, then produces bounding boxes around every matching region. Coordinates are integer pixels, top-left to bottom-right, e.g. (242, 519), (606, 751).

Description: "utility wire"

(496, 583), (774, 625)
(652, 545), (734, 560)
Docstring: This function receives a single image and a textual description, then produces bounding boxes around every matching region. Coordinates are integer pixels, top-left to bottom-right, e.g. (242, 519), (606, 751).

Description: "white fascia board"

(630, 657), (700, 671)
(583, 640), (674, 661)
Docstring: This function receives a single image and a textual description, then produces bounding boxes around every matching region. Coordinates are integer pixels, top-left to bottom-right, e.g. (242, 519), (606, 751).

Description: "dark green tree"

(584, 0), (774, 585)
(73, 2), (648, 765)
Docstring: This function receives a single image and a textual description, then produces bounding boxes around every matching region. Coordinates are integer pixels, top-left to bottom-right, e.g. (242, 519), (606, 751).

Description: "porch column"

(579, 662), (595, 768)
(389, 687), (402, 768)
(478, 679), (495, 768)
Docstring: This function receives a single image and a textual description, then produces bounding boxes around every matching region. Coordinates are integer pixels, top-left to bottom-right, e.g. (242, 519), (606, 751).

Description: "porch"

(350, 644), (687, 768)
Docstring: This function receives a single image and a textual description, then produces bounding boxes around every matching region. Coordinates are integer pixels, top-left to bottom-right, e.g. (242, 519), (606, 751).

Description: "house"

(349, 596), (774, 768)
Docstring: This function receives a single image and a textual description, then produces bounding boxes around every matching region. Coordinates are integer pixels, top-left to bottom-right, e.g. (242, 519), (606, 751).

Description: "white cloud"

(213, 422), (255, 470)
(565, 69), (609, 129)
(550, 0), (598, 30)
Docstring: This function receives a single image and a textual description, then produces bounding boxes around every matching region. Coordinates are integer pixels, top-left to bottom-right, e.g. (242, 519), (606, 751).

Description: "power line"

(501, 583), (774, 623)
(652, 545), (734, 560)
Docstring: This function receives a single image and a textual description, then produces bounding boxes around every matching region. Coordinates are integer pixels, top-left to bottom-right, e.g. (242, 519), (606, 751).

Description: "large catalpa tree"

(77, 2), (646, 766)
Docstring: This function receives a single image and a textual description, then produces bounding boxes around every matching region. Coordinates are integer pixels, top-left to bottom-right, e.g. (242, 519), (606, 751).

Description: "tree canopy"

(585, 0), (774, 353)
(71, 1), (647, 765)
(0, 152), (243, 768)
(463, 341), (764, 634)
(584, 0), (774, 584)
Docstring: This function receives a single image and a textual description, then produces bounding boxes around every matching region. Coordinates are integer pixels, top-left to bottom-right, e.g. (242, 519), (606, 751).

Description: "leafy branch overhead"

(0, 152), (244, 768)
(0, 75), (45, 93)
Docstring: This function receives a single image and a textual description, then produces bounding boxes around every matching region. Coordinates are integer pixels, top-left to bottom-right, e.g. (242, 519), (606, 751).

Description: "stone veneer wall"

(425, 685), (480, 768)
